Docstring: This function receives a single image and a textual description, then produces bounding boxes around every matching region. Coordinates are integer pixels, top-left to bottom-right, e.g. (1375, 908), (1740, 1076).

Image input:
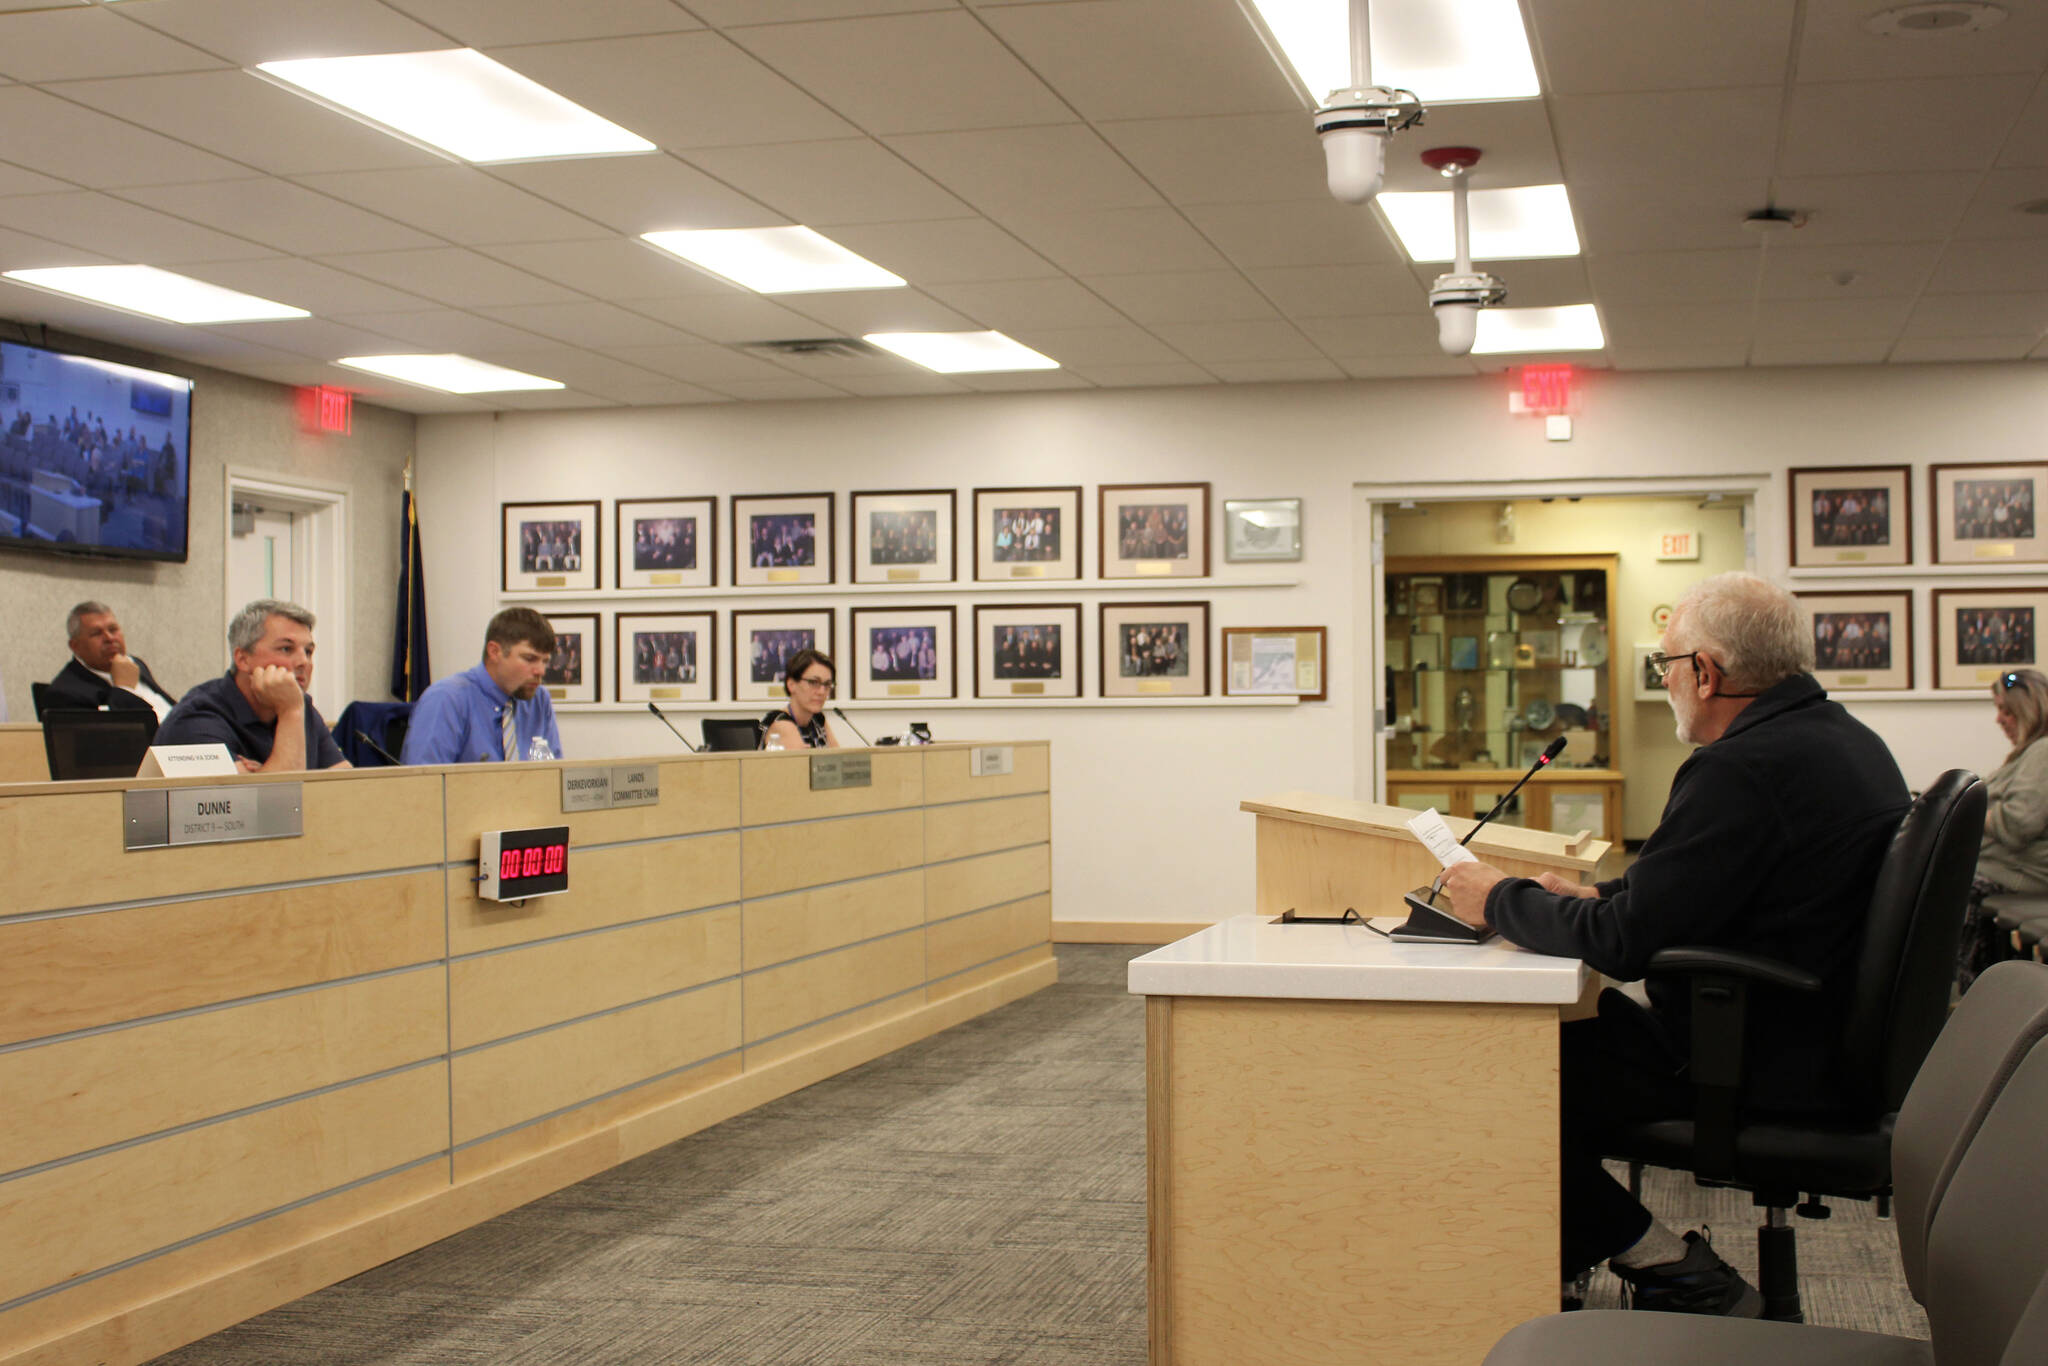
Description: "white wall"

(416, 361), (2043, 928)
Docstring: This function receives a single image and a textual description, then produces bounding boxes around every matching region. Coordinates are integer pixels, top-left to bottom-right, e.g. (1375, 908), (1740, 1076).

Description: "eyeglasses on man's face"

(1646, 650), (1701, 685)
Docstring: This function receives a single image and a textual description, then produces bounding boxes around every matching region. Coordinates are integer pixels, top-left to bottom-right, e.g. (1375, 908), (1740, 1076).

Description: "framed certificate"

(1222, 626), (1325, 700)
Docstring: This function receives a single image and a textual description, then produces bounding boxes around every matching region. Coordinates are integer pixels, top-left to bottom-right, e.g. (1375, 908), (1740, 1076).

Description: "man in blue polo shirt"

(401, 607), (562, 765)
(155, 598), (350, 771)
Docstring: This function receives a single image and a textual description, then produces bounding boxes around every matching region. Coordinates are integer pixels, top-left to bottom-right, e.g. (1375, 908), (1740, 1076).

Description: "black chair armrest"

(1641, 948), (1821, 1181)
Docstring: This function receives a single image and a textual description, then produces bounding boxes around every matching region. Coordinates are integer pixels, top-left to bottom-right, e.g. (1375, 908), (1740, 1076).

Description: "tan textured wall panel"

(928, 896), (1053, 981)
(0, 871), (444, 1047)
(741, 807), (922, 900)
(743, 931), (924, 1043)
(740, 748), (923, 824)
(741, 990), (927, 1071)
(442, 757), (739, 860)
(742, 869), (925, 971)
(923, 793), (1049, 863)
(452, 981), (740, 1144)
(447, 831), (740, 956)
(0, 968), (445, 1178)
(921, 743), (1049, 805)
(449, 908), (740, 1049)
(0, 1064), (448, 1307)
(0, 724), (47, 784)
(1, 772), (443, 915)
(925, 845), (1050, 922)
(452, 1055), (741, 1184)
(930, 944), (1056, 1002)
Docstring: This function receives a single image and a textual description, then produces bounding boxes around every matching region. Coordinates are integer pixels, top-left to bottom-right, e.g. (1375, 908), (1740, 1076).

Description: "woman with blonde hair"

(1959, 667), (2048, 990)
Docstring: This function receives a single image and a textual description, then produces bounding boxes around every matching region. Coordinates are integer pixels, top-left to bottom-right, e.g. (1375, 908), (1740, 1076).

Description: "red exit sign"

(295, 385), (353, 434)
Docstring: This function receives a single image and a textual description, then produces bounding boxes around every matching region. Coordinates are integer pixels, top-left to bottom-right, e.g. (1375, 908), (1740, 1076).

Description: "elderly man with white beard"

(1440, 572), (1908, 1317)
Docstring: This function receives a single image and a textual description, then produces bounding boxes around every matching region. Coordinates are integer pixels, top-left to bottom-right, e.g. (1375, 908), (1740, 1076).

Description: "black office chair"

(40, 707), (159, 780)
(700, 717), (762, 752)
(1608, 767), (1986, 1322)
(28, 681), (60, 722)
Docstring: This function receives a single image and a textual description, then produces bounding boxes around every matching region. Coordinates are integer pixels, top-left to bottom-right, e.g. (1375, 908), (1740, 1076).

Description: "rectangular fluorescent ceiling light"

(254, 49), (654, 163)
(864, 332), (1059, 374)
(336, 354), (564, 393)
(1378, 185), (1580, 261)
(1247, 0), (1539, 103)
(4, 266), (308, 323)
(1473, 305), (1605, 354)
(640, 227), (904, 294)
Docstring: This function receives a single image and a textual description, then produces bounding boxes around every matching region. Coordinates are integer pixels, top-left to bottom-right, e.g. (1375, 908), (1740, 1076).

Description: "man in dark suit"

(46, 600), (178, 720)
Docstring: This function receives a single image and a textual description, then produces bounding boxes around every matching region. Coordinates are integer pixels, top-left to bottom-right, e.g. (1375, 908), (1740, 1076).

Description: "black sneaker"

(1611, 1231), (1764, 1317)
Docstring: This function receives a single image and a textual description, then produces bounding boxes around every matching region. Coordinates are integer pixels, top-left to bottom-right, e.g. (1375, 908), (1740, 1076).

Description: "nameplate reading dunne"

(609, 764), (659, 808)
(970, 745), (1014, 778)
(560, 768), (612, 812)
(124, 784), (304, 851)
(809, 753), (872, 791)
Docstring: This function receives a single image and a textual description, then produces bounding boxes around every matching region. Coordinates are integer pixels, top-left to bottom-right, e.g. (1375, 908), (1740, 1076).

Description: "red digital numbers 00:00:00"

(499, 843), (566, 882)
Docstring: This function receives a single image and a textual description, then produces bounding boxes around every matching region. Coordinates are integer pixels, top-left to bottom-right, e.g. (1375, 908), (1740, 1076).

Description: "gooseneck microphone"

(1395, 734), (1570, 944)
(831, 707), (872, 747)
(645, 702), (701, 752)
(354, 729), (402, 766)
(1461, 734), (1568, 847)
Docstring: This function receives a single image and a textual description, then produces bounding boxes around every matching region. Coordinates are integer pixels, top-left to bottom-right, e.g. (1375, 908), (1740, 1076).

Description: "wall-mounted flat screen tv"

(0, 340), (192, 563)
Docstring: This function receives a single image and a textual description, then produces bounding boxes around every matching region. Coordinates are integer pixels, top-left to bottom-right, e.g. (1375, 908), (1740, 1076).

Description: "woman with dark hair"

(759, 647), (840, 751)
(1959, 667), (2048, 990)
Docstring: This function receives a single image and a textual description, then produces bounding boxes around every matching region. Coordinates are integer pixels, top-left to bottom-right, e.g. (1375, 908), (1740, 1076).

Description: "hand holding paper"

(1406, 808), (1479, 870)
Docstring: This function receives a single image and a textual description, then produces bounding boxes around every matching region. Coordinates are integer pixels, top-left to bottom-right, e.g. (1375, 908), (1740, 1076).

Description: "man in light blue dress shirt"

(401, 607), (563, 764)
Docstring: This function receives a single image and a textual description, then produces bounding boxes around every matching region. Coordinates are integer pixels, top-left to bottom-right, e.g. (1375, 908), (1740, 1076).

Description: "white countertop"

(1127, 914), (1588, 1005)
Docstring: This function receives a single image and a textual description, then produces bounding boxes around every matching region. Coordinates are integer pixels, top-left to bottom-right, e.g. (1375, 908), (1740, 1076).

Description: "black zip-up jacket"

(1488, 673), (1909, 1111)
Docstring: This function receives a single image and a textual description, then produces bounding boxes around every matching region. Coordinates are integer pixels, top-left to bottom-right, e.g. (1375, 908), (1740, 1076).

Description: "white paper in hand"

(1406, 807), (1478, 870)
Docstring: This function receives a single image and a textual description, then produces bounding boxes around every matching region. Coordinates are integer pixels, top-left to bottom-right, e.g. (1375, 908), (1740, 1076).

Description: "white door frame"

(223, 469), (350, 722)
(1352, 473), (1770, 804)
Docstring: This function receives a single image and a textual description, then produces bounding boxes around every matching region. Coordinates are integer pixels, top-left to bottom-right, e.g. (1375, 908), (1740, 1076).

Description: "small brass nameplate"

(1135, 561), (1172, 576)
(651, 572), (683, 585)
(888, 682), (919, 696)
(125, 784), (304, 851)
(1839, 674), (1869, 687)
(1835, 552), (1867, 563)
(652, 687), (681, 699)
(1138, 680), (1173, 695)
(547, 686), (565, 699)
(768, 569), (800, 583)
(561, 768), (612, 812)
(536, 575), (567, 587)
(889, 568), (919, 581)
(810, 753), (873, 791)
(1980, 668), (2007, 684)
(609, 765), (659, 808)
(971, 746), (1014, 777)
(1010, 564), (1044, 578)
(1010, 681), (1044, 695)
(1977, 543), (2017, 558)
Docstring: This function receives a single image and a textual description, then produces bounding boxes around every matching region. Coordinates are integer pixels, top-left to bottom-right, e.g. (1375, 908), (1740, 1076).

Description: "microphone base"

(1392, 887), (1494, 944)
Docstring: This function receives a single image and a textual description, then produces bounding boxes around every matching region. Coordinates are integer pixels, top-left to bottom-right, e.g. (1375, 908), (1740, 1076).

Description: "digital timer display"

(478, 825), (571, 902)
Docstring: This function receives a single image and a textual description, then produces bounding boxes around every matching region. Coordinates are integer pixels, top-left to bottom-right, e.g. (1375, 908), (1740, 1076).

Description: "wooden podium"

(1131, 793), (1612, 1366)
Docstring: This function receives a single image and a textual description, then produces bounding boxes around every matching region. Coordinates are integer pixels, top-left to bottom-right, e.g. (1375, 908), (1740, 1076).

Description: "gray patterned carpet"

(153, 946), (1925, 1365)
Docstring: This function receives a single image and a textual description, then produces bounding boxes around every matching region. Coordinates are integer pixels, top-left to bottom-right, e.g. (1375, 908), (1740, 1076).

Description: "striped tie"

(501, 705), (517, 762)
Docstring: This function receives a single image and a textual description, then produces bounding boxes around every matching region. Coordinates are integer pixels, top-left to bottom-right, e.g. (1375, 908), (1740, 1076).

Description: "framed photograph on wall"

(732, 492), (834, 588)
(732, 609), (835, 704)
(1933, 589), (2048, 691)
(975, 603), (1082, 699)
(1222, 497), (1301, 563)
(1794, 591), (1912, 692)
(1100, 482), (1211, 579)
(616, 497), (714, 590)
(850, 606), (956, 700)
(1789, 466), (1911, 568)
(973, 485), (1081, 581)
(851, 489), (956, 584)
(1222, 626), (1326, 700)
(1931, 462), (2048, 566)
(539, 613), (599, 705)
(502, 500), (599, 592)
(1100, 601), (1208, 699)
(615, 611), (715, 705)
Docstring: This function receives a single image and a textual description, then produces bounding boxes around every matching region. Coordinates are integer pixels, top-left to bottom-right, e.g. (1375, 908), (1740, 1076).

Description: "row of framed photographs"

(1791, 463), (2048, 568)
(503, 487), (1304, 593)
(1747, 589), (2048, 693)
(535, 603), (1327, 705)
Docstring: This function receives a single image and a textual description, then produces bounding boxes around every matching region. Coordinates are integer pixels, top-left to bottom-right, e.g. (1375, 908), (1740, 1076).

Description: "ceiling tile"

(1997, 76), (2048, 167)
(831, 372), (970, 397)
(823, 218), (1060, 284)
(0, 85), (253, 187)
(1900, 291), (2048, 339)
(600, 344), (803, 384)
(683, 139), (971, 225)
(1587, 248), (1760, 304)
(56, 72), (449, 176)
(487, 31), (859, 151)
(1599, 301), (1756, 347)
(1954, 168), (2048, 240)
(773, 289), (979, 336)
(1552, 88), (1781, 185)
(604, 379), (731, 406)
(0, 162), (73, 197)
(322, 308), (557, 352)
(462, 348), (674, 396)
(1373, 101), (1564, 193)
(473, 301), (698, 350)
(1003, 325), (1184, 367)
(0, 223), (111, 272)
(0, 190), (276, 263)
(1889, 336), (2037, 363)
(953, 369), (1095, 392)
(488, 389), (620, 410)
(703, 375), (851, 400)
(485, 239), (742, 301)
(696, 0), (948, 22)
(1745, 338), (1892, 366)
(1296, 313), (1445, 356)
(1781, 75), (2035, 176)
(1570, 179), (1773, 253)
(1770, 172), (1979, 245)
(1527, 0), (1794, 95)
(113, 0), (451, 64)
(1797, 0), (2048, 83)
(1753, 295), (1914, 340)
(1096, 113), (1325, 207)
(1181, 199), (1403, 269)
(1208, 358), (1344, 383)
(490, 154), (778, 235)
(1148, 318), (1321, 363)
(886, 125), (1160, 219)
(731, 346), (920, 379)
(315, 248), (586, 307)
(1079, 270), (1277, 325)
(382, 0), (704, 45)
(182, 258), (437, 314)
(208, 315), (416, 359)
(121, 179), (438, 256)
(1003, 206), (1229, 274)
(0, 7), (225, 82)
(981, 0), (1300, 122)
(1756, 241), (1942, 299)
(293, 166), (615, 245)
(1925, 240), (2048, 294)
(1606, 343), (1750, 371)
(923, 278), (1128, 331)
(1065, 361), (1215, 388)
(629, 292), (826, 343)
(1243, 263), (1425, 318)
(1336, 355), (1478, 379)
(728, 11), (1070, 134)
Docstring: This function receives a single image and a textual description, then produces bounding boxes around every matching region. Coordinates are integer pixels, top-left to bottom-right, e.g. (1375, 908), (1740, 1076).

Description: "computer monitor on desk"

(41, 707), (157, 780)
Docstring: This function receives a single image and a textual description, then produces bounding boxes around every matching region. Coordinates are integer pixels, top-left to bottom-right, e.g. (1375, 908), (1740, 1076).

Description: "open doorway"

(223, 471), (349, 721)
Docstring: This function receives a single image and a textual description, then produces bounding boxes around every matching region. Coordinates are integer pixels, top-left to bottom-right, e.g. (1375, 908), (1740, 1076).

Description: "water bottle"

(762, 732), (785, 751)
(527, 736), (556, 761)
